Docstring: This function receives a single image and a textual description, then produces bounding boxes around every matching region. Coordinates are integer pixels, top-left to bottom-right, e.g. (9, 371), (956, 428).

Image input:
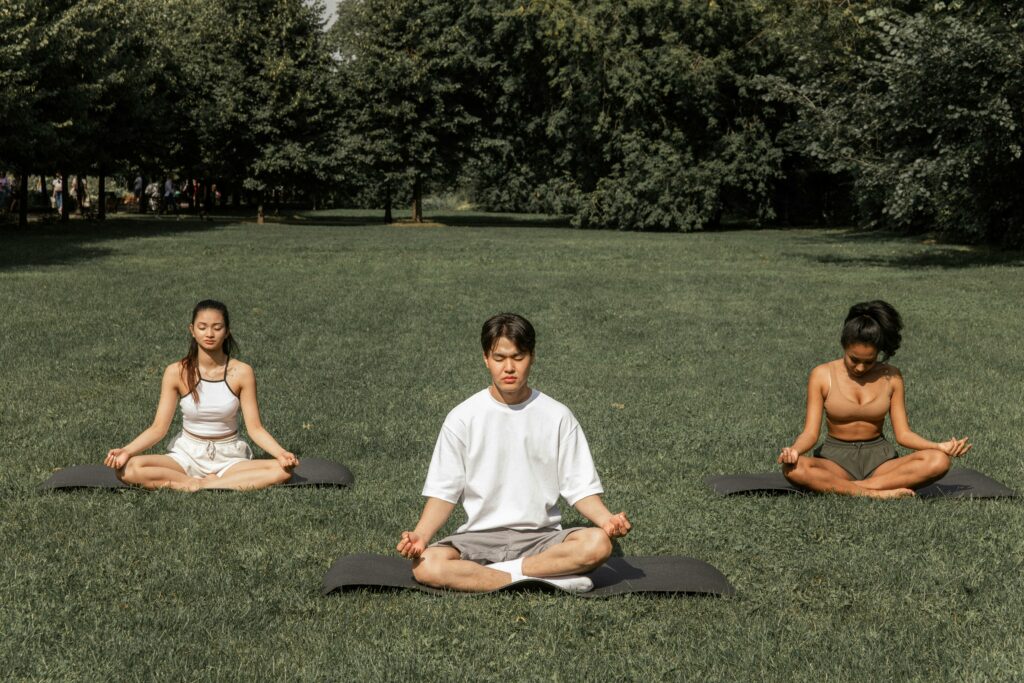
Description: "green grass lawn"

(1, 213), (1022, 681)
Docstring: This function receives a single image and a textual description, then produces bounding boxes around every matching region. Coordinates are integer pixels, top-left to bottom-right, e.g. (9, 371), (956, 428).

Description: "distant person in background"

(202, 179), (217, 219)
(52, 175), (63, 212)
(778, 300), (972, 497)
(8, 175), (20, 216)
(0, 174), (10, 214)
(145, 180), (161, 212)
(75, 176), (87, 214)
(164, 176), (177, 214)
(133, 174), (145, 213)
(185, 178), (196, 212)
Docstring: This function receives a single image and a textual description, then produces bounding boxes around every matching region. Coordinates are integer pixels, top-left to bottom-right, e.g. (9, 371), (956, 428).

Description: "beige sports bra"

(823, 361), (892, 423)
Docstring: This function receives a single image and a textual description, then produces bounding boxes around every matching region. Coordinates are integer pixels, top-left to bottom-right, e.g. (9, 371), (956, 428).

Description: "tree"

(332, 0), (487, 222)
(467, 0), (785, 231)
(766, 1), (1024, 244)
(0, 0), (39, 227)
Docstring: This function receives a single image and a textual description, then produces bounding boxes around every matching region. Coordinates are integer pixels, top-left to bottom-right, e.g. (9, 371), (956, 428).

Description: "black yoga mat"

(39, 457), (354, 490)
(705, 467), (1015, 499)
(322, 554), (734, 597)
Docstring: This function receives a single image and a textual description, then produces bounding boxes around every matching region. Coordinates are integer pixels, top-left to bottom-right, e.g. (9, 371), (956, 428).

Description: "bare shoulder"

(226, 359), (255, 381)
(880, 363), (903, 383)
(809, 362), (832, 382)
(163, 361), (184, 379)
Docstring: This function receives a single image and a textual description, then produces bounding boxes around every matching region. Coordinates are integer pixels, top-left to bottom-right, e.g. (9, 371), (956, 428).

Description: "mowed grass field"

(1, 212), (1022, 681)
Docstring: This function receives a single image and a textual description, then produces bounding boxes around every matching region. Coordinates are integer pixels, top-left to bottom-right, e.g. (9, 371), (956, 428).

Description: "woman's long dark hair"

(181, 299), (238, 403)
(841, 300), (902, 362)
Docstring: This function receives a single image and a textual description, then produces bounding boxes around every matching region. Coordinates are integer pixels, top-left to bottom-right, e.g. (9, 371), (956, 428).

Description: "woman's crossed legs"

(783, 449), (950, 498)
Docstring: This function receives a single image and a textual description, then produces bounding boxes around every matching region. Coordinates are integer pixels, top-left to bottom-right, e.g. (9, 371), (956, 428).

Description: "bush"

(772, 3), (1024, 244)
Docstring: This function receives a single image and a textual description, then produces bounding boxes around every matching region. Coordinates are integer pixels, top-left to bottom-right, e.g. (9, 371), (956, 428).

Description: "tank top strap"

(223, 356), (239, 397)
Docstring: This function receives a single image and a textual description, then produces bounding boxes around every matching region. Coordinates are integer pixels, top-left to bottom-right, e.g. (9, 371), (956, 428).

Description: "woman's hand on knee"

(778, 447), (800, 465)
(274, 451), (299, 468)
(104, 448), (132, 469)
(938, 437), (972, 458)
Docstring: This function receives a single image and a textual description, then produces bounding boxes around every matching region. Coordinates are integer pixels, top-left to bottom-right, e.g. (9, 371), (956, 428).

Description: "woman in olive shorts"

(777, 301), (972, 498)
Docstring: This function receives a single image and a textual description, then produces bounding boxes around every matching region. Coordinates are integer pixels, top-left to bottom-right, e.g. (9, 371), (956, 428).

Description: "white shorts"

(166, 431), (253, 478)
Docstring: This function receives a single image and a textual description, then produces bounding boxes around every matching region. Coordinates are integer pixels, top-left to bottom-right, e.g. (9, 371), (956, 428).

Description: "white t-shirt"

(422, 388), (604, 533)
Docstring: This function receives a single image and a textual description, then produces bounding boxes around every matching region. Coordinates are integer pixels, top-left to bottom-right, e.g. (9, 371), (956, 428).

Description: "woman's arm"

(889, 370), (972, 456)
(235, 362), (298, 467)
(778, 364), (828, 463)
(104, 364), (180, 467)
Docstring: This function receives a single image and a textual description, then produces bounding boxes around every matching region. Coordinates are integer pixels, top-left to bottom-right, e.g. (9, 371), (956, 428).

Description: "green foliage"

(148, 0), (339, 197)
(469, 0), (785, 231)
(0, 0), (39, 171)
(331, 0), (489, 210)
(767, 1), (1024, 244)
(4, 0), (1023, 239)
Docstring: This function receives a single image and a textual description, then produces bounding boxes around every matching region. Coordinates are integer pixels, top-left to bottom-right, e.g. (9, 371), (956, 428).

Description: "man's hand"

(778, 447), (800, 465)
(104, 448), (132, 470)
(397, 531), (427, 559)
(602, 512), (631, 538)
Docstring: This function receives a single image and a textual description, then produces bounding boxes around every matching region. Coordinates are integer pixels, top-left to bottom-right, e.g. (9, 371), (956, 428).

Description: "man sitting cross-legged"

(397, 313), (632, 593)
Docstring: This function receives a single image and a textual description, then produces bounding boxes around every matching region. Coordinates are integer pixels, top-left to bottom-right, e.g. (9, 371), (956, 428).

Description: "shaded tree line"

(2, 0), (1022, 244)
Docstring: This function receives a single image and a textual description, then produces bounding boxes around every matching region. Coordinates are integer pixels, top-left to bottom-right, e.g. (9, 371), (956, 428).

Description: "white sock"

(535, 574), (594, 593)
(486, 558), (524, 581)
(493, 558), (594, 593)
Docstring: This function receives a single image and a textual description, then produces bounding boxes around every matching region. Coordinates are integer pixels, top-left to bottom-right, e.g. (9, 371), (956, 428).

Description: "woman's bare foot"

(192, 473), (221, 490)
(856, 484), (915, 499)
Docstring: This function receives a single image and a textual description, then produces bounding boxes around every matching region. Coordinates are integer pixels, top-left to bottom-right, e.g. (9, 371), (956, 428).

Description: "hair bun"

(841, 300), (903, 361)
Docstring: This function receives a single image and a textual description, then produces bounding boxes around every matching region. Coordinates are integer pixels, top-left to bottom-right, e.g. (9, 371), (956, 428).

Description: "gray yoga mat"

(322, 553), (734, 597)
(705, 467), (1015, 498)
(39, 457), (354, 490)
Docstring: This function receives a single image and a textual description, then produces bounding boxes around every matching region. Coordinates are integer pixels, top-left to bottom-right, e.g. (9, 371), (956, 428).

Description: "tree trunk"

(411, 175), (423, 223)
(61, 172), (69, 222)
(257, 192), (264, 224)
(384, 181), (393, 224)
(18, 173), (28, 228)
(98, 168), (106, 221)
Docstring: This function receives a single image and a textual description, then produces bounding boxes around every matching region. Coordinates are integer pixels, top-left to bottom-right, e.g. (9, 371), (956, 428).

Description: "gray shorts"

(430, 527), (584, 564)
(814, 435), (898, 481)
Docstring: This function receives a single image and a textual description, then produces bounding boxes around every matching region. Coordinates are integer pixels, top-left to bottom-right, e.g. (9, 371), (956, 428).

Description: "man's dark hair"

(481, 313), (536, 355)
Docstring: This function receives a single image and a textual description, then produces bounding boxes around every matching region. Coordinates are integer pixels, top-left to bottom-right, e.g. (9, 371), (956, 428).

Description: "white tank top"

(180, 361), (240, 437)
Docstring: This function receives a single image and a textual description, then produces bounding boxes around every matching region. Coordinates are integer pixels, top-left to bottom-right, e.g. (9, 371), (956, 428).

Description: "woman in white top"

(103, 300), (298, 490)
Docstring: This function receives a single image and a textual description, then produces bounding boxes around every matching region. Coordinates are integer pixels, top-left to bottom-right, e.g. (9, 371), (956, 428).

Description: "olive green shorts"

(814, 435), (898, 481)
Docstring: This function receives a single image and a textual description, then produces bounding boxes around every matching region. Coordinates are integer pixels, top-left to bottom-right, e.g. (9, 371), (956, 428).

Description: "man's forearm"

(572, 494), (614, 527)
(412, 497), (457, 542)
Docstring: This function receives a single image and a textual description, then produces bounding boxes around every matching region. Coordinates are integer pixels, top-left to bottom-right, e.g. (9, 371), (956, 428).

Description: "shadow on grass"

(795, 229), (1024, 269)
(431, 213), (572, 229)
(813, 249), (1024, 269)
(264, 213), (386, 227)
(0, 217), (224, 271)
(280, 210), (572, 229)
